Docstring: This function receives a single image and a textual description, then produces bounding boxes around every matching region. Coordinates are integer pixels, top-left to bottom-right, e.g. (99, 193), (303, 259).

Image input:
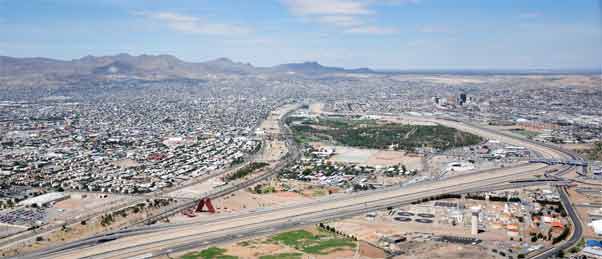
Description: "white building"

(19, 192), (69, 207)
(590, 219), (602, 236)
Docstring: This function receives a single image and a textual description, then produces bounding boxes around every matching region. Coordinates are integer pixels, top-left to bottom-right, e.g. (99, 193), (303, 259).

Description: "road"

(134, 104), (302, 225)
(0, 104), (299, 250)
(0, 105), (299, 251)
(460, 118), (585, 258)
(530, 187), (583, 259)
(11, 114), (581, 259)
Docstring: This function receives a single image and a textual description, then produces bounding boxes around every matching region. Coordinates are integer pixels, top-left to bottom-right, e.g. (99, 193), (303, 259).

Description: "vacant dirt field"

(394, 241), (493, 259)
(324, 145), (423, 169)
(309, 103), (323, 115)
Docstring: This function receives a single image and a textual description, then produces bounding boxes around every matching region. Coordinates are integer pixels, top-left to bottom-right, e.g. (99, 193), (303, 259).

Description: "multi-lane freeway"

(12, 114), (583, 259)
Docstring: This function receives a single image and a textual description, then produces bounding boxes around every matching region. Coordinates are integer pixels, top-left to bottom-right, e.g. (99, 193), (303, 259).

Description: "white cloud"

(282, 0), (399, 34)
(372, 0), (419, 5)
(345, 26), (398, 34)
(519, 12), (543, 19)
(136, 11), (251, 36)
(319, 15), (364, 27)
(284, 0), (372, 15)
(419, 25), (454, 34)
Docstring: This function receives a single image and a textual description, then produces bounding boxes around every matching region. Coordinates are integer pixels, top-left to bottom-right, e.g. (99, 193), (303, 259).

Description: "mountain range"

(0, 54), (376, 81)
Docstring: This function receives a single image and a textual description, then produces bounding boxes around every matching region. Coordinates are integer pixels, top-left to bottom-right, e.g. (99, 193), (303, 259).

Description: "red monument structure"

(195, 197), (216, 213)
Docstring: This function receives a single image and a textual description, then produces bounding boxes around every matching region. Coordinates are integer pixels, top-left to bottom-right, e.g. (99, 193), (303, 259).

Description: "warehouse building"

(18, 192), (69, 207)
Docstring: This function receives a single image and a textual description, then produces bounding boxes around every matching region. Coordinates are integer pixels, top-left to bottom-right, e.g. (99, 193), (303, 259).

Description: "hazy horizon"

(0, 53), (602, 74)
(2, 52), (601, 73)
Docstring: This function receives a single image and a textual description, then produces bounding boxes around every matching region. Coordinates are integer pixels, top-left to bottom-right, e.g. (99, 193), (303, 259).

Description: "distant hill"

(0, 54), (380, 89)
(0, 54), (376, 78)
(272, 61), (375, 74)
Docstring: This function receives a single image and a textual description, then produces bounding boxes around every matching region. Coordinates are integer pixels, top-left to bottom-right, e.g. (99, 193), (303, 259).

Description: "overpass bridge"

(530, 159), (589, 167)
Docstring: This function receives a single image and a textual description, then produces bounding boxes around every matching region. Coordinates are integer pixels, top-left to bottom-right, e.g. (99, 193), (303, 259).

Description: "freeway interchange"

(13, 113), (583, 259)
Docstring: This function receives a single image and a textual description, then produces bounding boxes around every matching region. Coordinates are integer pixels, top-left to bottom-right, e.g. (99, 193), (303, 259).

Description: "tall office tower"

(458, 93), (467, 105)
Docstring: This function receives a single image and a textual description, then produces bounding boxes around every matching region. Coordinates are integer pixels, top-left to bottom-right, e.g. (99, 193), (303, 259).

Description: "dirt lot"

(561, 143), (594, 151)
(331, 216), (480, 243)
(166, 177), (226, 199)
(262, 140), (287, 162)
(322, 145), (423, 169)
(393, 241), (493, 259)
(49, 192), (137, 223)
(309, 103), (323, 115)
(217, 190), (313, 212)
(221, 241), (358, 259)
(171, 189), (314, 223)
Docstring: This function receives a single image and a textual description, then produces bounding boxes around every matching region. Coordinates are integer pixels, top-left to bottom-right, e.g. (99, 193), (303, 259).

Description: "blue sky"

(0, 0), (600, 69)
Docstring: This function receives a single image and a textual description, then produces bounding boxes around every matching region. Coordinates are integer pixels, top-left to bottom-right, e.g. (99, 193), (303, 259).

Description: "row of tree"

(317, 222), (358, 241)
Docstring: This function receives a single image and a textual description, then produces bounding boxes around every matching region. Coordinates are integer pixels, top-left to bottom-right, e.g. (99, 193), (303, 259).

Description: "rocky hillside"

(0, 54), (377, 89)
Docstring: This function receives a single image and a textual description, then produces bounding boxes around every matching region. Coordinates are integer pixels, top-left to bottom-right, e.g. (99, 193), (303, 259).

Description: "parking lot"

(0, 208), (47, 227)
(435, 235), (481, 245)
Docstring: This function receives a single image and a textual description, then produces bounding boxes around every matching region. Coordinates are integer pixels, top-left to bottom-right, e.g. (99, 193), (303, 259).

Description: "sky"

(0, 0), (600, 70)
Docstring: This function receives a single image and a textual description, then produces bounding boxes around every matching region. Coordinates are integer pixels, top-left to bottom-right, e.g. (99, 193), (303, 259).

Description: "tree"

(557, 250), (565, 258)
(553, 226), (570, 244)
(101, 214), (114, 226)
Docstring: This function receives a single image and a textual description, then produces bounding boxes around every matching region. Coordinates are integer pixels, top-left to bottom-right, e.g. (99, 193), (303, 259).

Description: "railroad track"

(22, 164), (553, 259)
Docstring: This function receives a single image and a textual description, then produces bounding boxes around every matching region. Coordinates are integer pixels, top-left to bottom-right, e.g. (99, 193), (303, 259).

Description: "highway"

(0, 117), (275, 250)
(11, 115), (582, 259)
(461, 118), (585, 258)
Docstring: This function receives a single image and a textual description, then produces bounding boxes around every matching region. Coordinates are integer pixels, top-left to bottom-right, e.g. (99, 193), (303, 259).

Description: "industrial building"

(18, 192), (69, 207)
